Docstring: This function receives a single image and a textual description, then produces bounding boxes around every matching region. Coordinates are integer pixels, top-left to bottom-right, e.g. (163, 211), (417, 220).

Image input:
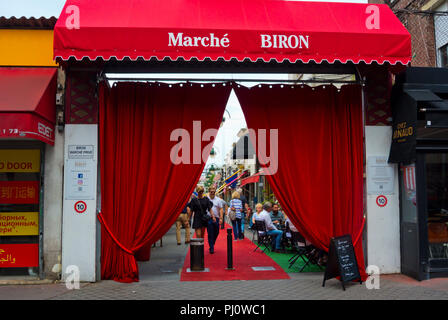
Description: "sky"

(0, 0), (66, 17)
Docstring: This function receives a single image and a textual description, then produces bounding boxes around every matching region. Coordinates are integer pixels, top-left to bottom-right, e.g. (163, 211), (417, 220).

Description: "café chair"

(253, 220), (273, 253)
(288, 231), (322, 272)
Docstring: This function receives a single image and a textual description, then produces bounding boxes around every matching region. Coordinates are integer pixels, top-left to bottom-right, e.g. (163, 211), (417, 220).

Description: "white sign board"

(68, 145), (94, 159)
(367, 156), (395, 195)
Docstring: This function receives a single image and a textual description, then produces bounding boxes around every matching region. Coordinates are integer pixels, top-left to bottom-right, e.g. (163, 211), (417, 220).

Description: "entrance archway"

(54, 0), (411, 283)
(95, 71), (366, 282)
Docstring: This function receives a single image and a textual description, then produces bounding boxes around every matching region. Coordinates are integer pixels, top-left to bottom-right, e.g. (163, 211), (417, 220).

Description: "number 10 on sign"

(74, 201), (87, 214)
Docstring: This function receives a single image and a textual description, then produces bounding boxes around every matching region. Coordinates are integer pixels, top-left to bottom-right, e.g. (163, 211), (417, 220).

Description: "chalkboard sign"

(322, 234), (362, 290)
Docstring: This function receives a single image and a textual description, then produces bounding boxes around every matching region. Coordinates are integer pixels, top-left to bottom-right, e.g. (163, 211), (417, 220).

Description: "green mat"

(259, 245), (323, 273)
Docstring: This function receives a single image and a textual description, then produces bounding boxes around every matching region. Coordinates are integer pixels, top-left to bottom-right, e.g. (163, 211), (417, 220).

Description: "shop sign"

(0, 149), (40, 173)
(0, 212), (39, 236)
(0, 243), (39, 268)
(0, 181), (39, 204)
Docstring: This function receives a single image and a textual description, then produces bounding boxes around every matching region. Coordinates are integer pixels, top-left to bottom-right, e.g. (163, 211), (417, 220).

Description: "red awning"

(54, 0), (411, 65)
(240, 172), (262, 187)
(0, 68), (57, 145)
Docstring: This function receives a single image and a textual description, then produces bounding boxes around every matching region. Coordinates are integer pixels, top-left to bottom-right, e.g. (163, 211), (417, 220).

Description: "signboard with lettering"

(322, 235), (362, 291)
(0, 212), (39, 236)
(367, 156), (395, 195)
(0, 243), (39, 268)
(0, 181), (39, 204)
(388, 90), (417, 164)
(68, 145), (94, 159)
(0, 149), (40, 173)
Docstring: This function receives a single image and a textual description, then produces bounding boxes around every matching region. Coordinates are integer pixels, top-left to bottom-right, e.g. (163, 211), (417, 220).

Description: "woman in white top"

(251, 203), (263, 225)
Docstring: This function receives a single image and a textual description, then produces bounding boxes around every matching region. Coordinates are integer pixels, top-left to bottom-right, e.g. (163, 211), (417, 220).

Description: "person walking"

(229, 191), (243, 240)
(207, 185), (224, 254)
(175, 204), (191, 245)
(220, 196), (227, 229)
(253, 202), (283, 252)
(189, 186), (213, 239)
(237, 188), (249, 239)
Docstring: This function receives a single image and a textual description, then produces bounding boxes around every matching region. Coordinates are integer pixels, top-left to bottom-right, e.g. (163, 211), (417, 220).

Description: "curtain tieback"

(97, 212), (138, 273)
(353, 217), (366, 246)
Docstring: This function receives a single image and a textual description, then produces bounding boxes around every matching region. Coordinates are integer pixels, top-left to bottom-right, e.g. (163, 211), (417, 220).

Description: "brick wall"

(371, 0), (436, 67)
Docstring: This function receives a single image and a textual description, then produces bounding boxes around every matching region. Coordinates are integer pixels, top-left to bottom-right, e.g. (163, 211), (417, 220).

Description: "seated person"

(270, 203), (285, 225)
(253, 202), (283, 252)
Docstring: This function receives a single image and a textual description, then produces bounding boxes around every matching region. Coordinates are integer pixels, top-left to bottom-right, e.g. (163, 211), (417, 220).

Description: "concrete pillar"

(43, 129), (64, 280)
(61, 124), (98, 282)
(365, 125), (400, 274)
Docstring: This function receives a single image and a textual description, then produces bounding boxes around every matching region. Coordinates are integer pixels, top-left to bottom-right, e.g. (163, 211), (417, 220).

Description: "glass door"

(423, 152), (448, 272)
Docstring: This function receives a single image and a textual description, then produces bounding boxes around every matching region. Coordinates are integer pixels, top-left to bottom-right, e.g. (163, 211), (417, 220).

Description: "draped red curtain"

(234, 84), (367, 280)
(99, 81), (230, 282)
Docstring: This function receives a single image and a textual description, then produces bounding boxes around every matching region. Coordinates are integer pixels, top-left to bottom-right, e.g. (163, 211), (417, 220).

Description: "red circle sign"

(376, 195), (388, 207)
(74, 201), (87, 213)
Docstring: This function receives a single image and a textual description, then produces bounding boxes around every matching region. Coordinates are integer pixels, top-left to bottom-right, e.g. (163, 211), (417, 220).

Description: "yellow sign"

(0, 30), (57, 67)
(0, 212), (39, 236)
(0, 149), (40, 172)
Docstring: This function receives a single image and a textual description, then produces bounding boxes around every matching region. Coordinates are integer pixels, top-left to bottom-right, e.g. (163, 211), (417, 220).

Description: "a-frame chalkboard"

(322, 234), (362, 291)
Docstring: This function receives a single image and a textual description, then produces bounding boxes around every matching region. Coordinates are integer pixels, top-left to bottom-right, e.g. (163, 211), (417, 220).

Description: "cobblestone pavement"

(1, 225), (448, 300)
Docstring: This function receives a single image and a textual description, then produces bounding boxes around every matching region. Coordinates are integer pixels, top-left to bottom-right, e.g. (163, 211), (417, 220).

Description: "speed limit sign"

(376, 195), (388, 207)
(74, 201), (87, 214)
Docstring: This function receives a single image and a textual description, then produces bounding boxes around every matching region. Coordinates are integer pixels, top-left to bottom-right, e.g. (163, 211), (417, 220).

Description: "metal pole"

(226, 228), (235, 270)
(106, 77), (360, 84)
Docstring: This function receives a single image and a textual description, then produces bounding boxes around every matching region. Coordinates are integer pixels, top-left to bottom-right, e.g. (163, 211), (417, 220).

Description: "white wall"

(365, 126), (401, 274)
(62, 124), (98, 282)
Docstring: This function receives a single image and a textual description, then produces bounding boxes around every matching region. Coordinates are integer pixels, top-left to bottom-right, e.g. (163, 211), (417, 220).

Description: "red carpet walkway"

(180, 224), (290, 281)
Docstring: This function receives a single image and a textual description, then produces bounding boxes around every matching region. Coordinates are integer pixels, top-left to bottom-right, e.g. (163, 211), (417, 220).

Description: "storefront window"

(0, 149), (41, 276)
(425, 153), (448, 260)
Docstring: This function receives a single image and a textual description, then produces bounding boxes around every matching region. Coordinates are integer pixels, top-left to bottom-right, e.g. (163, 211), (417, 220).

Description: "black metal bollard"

(190, 238), (204, 271)
(226, 228), (235, 270)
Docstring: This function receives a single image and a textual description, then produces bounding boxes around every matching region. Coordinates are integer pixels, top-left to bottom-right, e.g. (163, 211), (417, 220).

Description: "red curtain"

(99, 81), (230, 282)
(234, 84), (367, 280)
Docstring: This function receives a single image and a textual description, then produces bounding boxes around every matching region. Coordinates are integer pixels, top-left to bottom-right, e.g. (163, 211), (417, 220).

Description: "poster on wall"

(367, 156), (395, 195)
(64, 144), (96, 200)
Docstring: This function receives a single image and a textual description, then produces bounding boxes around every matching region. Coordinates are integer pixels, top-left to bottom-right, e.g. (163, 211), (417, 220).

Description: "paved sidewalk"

(0, 225), (448, 300)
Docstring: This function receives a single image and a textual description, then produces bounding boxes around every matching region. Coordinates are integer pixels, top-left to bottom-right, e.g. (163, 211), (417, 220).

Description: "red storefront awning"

(54, 0), (411, 65)
(240, 172), (262, 187)
(0, 68), (57, 145)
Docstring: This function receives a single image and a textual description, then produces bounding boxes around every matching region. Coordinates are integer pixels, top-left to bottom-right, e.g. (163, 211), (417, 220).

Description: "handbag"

(196, 198), (211, 223)
(228, 200), (237, 221)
